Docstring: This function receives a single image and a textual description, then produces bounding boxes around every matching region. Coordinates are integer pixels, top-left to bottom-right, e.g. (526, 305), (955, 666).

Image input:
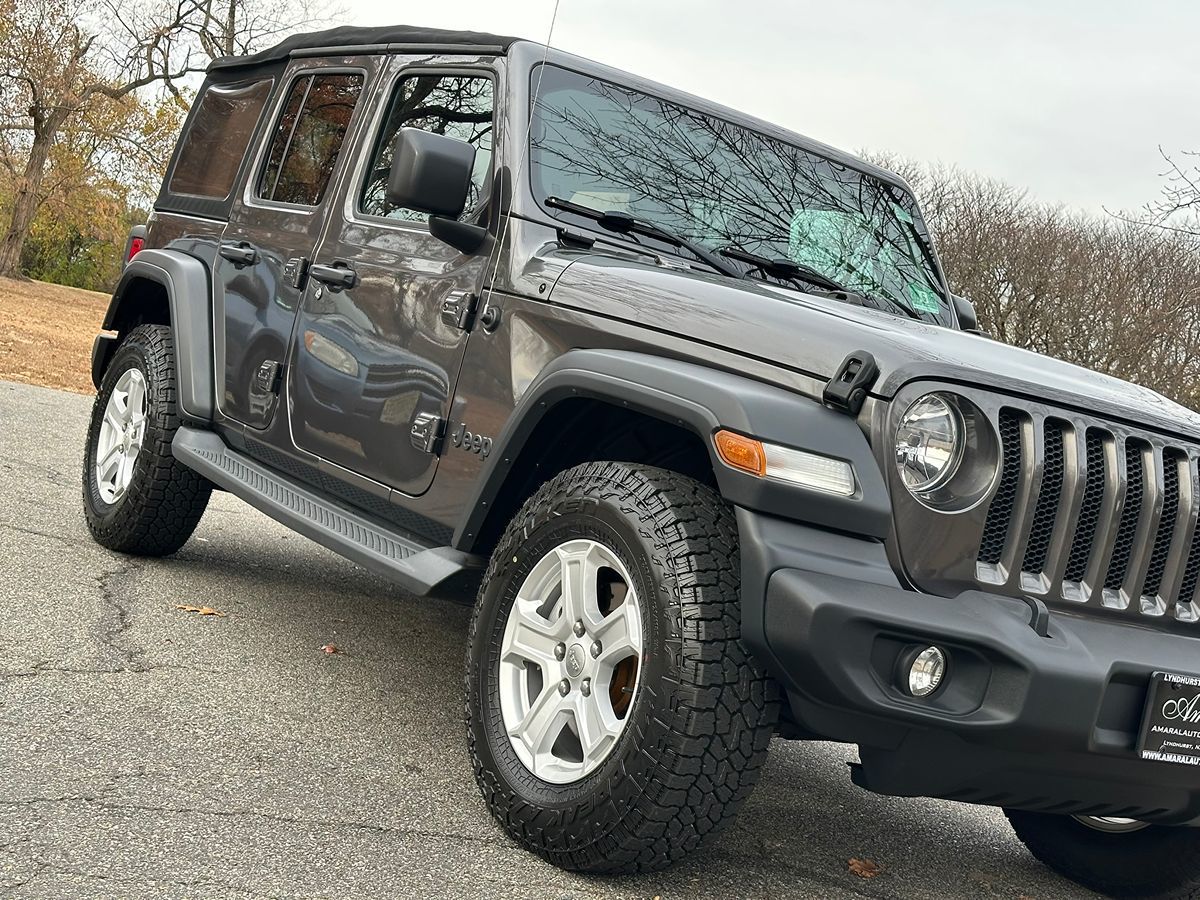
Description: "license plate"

(1137, 672), (1200, 766)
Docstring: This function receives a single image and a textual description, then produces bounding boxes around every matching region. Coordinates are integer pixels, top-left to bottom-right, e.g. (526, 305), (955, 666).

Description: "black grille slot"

(1177, 529), (1200, 609)
(1104, 444), (1146, 590)
(1022, 421), (1066, 575)
(978, 410), (1023, 566)
(1065, 432), (1107, 583)
(1143, 455), (1182, 599)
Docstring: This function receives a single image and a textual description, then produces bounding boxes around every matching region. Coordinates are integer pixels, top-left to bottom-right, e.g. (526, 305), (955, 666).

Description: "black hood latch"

(823, 352), (879, 416)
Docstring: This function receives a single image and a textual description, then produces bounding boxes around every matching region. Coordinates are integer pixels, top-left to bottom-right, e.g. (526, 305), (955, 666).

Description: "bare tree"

(0, 0), (207, 276)
(872, 155), (1200, 409)
(1134, 147), (1200, 240)
(0, 0), (339, 279)
(185, 0), (334, 60)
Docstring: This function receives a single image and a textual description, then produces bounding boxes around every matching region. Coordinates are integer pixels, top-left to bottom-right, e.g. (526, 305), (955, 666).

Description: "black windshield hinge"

(823, 352), (879, 416)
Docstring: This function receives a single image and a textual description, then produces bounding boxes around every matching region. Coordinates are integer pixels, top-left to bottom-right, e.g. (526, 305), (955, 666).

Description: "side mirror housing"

(952, 293), (982, 334)
(385, 128), (490, 255)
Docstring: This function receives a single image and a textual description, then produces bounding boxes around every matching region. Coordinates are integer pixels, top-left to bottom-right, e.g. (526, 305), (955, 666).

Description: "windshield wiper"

(545, 196), (742, 279)
(717, 246), (849, 292)
(721, 246), (922, 321)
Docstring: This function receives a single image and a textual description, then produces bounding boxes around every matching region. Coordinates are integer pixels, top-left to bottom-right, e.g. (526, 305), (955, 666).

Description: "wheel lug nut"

(554, 642), (566, 661)
(573, 619), (586, 637)
(581, 678), (591, 697)
(590, 640), (602, 658)
(558, 679), (571, 696)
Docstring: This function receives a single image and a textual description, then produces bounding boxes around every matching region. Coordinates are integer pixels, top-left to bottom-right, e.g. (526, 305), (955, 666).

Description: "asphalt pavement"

(0, 379), (1099, 899)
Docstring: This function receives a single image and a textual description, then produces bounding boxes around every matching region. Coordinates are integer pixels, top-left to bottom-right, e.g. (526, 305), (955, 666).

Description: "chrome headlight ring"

(896, 392), (965, 495)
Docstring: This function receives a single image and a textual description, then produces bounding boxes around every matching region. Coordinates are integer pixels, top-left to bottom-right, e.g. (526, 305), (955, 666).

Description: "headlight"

(896, 393), (964, 494)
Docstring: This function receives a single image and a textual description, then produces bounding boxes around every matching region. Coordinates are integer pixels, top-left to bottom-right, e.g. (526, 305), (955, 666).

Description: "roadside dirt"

(0, 276), (108, 394)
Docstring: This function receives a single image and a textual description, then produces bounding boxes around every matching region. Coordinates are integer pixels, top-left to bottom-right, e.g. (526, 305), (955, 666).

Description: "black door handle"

(309, 261), (357, 291)
(219, 242), (258, 266)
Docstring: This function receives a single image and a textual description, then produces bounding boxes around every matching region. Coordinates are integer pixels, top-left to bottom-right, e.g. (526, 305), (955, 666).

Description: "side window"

(257, 73), (364, 207)
(360, 72), (494, 222)
(168, 79), (272, 199)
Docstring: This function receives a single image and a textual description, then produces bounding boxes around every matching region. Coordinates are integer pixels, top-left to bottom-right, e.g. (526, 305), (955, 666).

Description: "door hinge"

(441, 291), (478, 331)
(283, 256), (309, 290)
(823, 351), (878, 416)
(410, 412), (446, 455)
(253, 360), (283, 396)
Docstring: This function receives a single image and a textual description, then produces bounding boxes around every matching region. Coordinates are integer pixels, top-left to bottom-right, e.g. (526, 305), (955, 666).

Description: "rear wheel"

(83, 324), (212, 555)
(1006, 809), (1200, 898)
(466, 461), (779, 874)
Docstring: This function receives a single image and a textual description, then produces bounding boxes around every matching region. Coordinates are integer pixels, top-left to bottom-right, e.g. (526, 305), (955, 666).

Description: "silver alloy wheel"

(1074, 816), (1151, 834)
(498, 539), (644, 784)
(94, 367), (148, 505)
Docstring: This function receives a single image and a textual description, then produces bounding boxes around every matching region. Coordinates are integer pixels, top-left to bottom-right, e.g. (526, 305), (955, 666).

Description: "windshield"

(528, 64), (951, 325)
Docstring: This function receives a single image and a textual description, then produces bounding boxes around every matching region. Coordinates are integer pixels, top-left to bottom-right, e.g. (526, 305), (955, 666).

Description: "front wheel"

(1007, 809), (1200, 899)
(466, 462), (779, 874)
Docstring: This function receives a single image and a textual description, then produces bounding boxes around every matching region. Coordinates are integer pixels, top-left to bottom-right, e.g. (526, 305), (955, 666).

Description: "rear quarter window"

(167, 79), (273, 200)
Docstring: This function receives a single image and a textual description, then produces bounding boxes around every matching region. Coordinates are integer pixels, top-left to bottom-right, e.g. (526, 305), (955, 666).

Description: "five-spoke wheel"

(93, 367), (148, 505)
(499, 539), (642, 783)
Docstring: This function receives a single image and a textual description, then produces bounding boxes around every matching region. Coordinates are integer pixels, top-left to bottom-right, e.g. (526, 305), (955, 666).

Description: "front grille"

(975, 408), (1199, 627)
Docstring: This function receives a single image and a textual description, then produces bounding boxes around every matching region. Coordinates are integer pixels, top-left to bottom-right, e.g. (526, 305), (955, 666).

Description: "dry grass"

(0, 276), (108, 394)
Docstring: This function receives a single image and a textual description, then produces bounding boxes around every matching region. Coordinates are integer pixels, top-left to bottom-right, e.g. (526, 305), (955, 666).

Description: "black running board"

(172, 427), (480, 596)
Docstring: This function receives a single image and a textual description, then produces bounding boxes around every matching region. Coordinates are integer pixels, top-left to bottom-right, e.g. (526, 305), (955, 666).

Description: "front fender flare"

(94, 250), (214, 421)
(455, 349), (891, 548)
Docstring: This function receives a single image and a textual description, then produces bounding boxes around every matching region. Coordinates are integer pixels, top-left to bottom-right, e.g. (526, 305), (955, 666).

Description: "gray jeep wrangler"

(82, 24), (1200, 897)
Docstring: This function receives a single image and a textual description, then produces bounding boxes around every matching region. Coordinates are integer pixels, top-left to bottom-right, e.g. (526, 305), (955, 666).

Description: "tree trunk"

(225, 0), (237, 56)
(0, 128), (55, 279)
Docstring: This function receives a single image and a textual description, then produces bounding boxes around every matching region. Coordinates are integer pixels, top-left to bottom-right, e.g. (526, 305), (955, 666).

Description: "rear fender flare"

(94, 249), (214, 421)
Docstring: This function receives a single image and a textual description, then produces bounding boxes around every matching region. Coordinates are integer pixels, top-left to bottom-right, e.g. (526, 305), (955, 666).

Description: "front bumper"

(739, 510), (1200, 826)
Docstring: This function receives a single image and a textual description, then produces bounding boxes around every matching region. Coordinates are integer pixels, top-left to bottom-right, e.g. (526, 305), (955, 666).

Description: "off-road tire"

(466, 461), (779, 874)
(83, 324), (212, 555)
(1006, 809), (1200, 899)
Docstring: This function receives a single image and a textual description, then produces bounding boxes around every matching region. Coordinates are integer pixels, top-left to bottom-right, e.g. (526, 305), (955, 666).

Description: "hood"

(547, 253), (1200, 441)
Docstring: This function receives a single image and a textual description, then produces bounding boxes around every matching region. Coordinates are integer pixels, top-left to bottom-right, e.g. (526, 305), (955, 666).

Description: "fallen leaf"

(848, 858), (883, 879)
(321, 644), (339, 654)
(175, 604), (226, 617)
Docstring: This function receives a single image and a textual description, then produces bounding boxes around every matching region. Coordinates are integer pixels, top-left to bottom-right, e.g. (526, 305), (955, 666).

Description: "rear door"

(214, 57), (376, 428)
(287, 59), (498, 495)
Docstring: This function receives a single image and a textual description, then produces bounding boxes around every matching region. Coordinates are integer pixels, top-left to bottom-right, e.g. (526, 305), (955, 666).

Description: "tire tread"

(467, 461), (779, 874)
(82, 324), (211, 556)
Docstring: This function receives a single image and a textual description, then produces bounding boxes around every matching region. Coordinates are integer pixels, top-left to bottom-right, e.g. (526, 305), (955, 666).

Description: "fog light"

(907, 646), (946, 697)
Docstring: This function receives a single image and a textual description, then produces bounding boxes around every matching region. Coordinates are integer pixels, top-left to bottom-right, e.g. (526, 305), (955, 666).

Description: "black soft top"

(209, 24), (523, 72)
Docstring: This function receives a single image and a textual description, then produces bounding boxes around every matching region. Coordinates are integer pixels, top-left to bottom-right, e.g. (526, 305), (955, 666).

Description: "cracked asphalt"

(0, 379), (1099, 899)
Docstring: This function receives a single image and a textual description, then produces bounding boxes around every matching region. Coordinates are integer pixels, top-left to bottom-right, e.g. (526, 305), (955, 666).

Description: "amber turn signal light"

(714, 430), (766, 477)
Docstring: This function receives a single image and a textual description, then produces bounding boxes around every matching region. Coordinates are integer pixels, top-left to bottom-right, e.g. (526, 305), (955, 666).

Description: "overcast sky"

(350, 0), (1200, 215)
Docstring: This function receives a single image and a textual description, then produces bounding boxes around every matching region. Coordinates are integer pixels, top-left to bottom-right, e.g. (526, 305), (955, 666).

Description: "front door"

(214, 58), (375, 428)
(288, 61), (498, 495)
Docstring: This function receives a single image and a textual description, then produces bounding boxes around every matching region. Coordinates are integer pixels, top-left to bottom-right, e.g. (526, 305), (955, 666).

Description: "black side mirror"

(386, 128), (490, 255)
(952, 293), (982, 334)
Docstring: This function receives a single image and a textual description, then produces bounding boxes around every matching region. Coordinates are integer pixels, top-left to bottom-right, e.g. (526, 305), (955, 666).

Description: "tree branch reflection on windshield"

(529, 65), (949, 324)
